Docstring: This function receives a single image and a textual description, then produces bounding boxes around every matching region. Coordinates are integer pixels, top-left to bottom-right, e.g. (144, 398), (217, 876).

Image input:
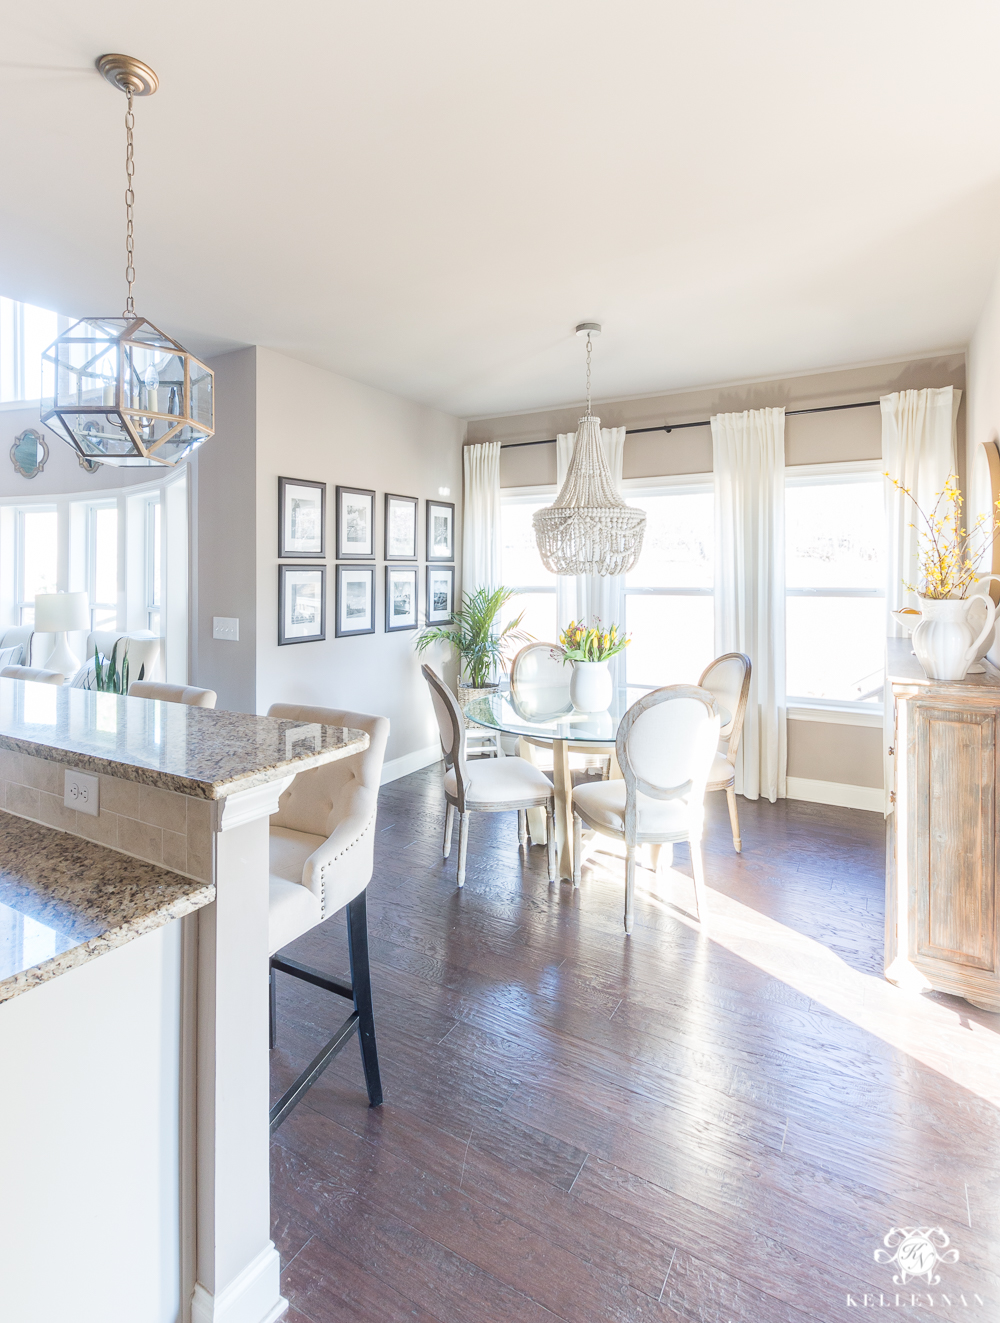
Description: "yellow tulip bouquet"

(558, 620), (630, 663)
(886, 472), (1000, 600)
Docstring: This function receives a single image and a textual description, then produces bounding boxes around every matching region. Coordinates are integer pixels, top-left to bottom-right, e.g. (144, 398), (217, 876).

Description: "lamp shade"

(34, 592), (90, 633)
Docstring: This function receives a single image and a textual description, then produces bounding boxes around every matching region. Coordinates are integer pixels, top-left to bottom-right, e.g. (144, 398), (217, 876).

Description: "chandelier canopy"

(532, 326), (646, 577)
(40, 55), (214, 468)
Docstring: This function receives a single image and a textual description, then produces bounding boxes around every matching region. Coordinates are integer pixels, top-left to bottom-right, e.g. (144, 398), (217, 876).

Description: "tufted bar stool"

(265, 702), (389, 1129)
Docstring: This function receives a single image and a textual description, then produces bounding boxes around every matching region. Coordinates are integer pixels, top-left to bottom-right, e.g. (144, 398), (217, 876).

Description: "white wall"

(253, 347), (465, 770)
(191, 348), (258, 712)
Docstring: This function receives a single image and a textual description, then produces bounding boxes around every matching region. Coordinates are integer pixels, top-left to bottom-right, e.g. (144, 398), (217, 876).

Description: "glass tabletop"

(464, 686), (730, 745)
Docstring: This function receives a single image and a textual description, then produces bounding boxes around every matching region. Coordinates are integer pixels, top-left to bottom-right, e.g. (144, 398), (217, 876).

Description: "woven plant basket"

(458, 682), (500, 730)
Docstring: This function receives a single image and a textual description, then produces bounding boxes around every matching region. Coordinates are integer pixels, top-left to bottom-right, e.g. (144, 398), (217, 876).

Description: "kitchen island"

(0, 680), (368, 1323)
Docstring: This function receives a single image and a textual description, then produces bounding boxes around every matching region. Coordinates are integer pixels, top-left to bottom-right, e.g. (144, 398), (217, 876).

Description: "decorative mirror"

(77, 454), (101, 474)
(980, 439), (1000, 605)
(10, 429), (49, 479)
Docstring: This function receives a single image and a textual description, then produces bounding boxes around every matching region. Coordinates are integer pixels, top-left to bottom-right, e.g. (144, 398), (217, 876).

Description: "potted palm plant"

(416, 585), (531, 705)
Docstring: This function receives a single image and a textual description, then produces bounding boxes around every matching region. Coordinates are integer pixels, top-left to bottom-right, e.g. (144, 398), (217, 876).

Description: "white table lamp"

(34, 592), (90, 677)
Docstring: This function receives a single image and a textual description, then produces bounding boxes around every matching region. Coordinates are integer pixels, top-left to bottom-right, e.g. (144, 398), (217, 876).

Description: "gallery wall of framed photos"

(277, 475), (455, 646)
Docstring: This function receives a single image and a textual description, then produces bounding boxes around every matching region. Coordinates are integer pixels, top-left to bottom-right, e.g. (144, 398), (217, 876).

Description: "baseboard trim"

(191, 1243), (285, 1323)
(785, 776), (882, 813)
(380, 743), (442, 785)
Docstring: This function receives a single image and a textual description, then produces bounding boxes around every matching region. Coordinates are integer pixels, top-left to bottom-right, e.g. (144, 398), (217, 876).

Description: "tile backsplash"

(0, 750), (213, 883)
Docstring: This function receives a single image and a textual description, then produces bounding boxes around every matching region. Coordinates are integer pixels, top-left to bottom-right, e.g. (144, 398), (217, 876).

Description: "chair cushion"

(268, 826), (326, 954)
(707, 751), (735, 788)
(573, 780), (693, 841)
(444, 756), (553, 806)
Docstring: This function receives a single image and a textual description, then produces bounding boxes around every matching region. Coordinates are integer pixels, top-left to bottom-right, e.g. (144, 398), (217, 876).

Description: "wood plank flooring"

(270, 766), (1000, 1323)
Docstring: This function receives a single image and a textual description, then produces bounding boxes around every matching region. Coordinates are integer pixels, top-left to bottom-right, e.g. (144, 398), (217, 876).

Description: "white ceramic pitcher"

(912, 594), (997, 681)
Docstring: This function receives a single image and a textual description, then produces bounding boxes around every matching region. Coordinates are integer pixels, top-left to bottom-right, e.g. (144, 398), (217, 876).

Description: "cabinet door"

(910, 699), (998, 973)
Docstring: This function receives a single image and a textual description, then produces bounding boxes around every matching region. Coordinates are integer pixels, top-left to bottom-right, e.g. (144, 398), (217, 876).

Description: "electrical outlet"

(64, 770), (99, 817)
(213, 616), (239, 642)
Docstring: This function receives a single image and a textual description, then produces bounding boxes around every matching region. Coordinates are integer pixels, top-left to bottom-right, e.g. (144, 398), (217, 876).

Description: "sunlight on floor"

(585, 848), (1000, 1106)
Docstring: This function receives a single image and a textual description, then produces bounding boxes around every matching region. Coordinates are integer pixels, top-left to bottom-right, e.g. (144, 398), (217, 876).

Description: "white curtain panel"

(880, 386), (960, 813)
(881, 387), (960, 626)
(462, 441), (501, 595)
(555, 426), (627, 682)
(711, 407), (787, 803)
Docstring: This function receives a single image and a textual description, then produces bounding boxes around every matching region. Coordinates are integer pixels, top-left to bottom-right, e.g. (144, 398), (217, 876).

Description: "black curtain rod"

(497, 398), (882, 449)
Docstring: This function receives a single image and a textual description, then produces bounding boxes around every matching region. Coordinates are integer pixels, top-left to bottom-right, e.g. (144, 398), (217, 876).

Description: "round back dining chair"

(422, 664), (556, 886)
(573, 685), (720, 934)
(128, 680), (218, 707)
(0, 665), (64, 685)
(697, 652), (752, 852)
(265, 702), (390, 1127)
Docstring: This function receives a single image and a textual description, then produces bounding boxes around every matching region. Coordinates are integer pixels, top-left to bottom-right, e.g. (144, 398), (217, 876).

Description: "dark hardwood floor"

(270, 765), (1000, 1323)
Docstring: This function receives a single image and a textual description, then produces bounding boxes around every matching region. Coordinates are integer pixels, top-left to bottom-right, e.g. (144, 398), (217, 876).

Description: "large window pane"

(786, 596), (884, 703)
(625, 595), (714, 688)
(786, 478), (883, 589)
(20, 510), (58, 622)
(500, 501), (556, 588)
(92, 506), (118, 607)
(500, 591), (556, 647)
(626, 491), (713, 589)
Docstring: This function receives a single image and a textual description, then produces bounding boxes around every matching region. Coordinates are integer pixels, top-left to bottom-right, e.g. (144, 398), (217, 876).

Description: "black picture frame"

(384, 493), (418, 561)
(335, 563), (376, 637)
(336, 485), (376, 559)
(278, 476), (326, 558)
(426, 564), (455, 624)
(385, 565), (419, 632)
(426, 499), (455, 562)
(278, 564), (326, 645)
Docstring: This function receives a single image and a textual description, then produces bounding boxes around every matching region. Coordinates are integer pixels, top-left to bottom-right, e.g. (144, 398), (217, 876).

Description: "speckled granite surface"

(0, 680), (367, 799)
(0, 810), (214, 1003)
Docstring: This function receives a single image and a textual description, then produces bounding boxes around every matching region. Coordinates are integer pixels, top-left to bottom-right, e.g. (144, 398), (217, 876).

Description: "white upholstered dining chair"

(422, 664), (556, 887)
(128, 680), (218, 708)
(572, 685), (720, 934)
(697, 652), (752, 853)
(265, 702), (389, 1128)
(0, 666), (64, 685)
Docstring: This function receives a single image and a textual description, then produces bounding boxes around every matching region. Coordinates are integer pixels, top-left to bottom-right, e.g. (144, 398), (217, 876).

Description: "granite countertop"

(0, 810), (214, 1004)
(887, 636), (1000, 692)
(0, 680), (368, 799)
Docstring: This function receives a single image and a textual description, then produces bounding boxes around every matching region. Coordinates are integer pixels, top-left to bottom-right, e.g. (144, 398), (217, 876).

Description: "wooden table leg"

(552, 737), (574, 881)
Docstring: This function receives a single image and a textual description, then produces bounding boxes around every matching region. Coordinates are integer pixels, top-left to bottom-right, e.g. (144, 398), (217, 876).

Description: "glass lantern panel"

(56, 412), (141, 460)
(45, 319), (122, 414)
(188, 359), (213, 428)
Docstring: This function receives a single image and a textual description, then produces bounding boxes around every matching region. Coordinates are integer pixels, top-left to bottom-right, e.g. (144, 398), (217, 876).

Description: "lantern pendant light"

(40, 55), (214, 468)
(532, 325), (646, 577)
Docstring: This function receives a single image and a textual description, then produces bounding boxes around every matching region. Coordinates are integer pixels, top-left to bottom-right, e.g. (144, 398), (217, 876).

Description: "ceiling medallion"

(532, 325), (646, 577)
(39, 56), (214, 468)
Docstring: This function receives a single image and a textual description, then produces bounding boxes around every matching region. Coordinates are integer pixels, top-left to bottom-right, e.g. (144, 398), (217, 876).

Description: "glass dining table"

(464, 684), (729, 881)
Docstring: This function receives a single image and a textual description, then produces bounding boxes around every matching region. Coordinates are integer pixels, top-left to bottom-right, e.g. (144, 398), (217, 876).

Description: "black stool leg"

(269, 958), (277, 1049)
(346, 890), (383, 1107)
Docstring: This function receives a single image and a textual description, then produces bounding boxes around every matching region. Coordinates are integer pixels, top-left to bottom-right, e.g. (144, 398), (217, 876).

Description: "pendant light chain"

(123, 87), (136, 318)
(585, 333), (592, 415)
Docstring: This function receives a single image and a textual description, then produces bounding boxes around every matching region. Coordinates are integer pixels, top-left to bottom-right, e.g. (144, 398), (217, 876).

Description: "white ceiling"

(2, 2), (1000, 419)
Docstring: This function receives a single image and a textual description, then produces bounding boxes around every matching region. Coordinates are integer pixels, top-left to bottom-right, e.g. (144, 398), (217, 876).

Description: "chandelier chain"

(585, 333), (592, 415)
(124, 88), (136, 318)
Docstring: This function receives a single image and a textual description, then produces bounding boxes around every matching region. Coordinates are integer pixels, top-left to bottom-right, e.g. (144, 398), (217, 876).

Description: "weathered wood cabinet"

(886, 638), (1000, 1011)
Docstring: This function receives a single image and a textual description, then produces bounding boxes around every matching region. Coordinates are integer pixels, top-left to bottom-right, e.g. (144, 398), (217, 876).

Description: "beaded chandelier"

(40, 55), (214, 468)
(532, 325), (646, 576)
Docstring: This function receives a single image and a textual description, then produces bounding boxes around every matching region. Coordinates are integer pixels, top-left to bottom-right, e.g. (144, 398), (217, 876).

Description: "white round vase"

(912, 596), (996, 681)
(570, 660), (612, 712)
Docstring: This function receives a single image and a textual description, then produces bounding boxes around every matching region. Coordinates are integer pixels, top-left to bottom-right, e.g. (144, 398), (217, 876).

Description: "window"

(785, 466), (885, 707)
(87, 503), (118, 632)
(499, 495), (557, 641)
(1, 297), (66, 404)
(624, 486), (714, 687)
(16, 508), (58, 625)
(145, 497), (161, 634)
